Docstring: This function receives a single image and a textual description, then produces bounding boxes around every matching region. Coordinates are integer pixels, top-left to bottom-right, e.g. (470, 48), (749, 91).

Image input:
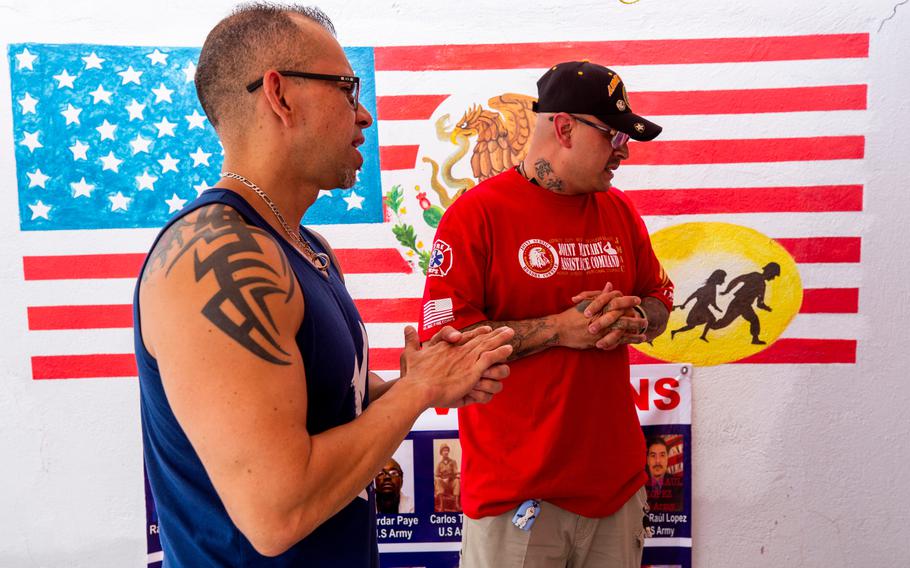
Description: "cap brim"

(601, 112), (662, 142)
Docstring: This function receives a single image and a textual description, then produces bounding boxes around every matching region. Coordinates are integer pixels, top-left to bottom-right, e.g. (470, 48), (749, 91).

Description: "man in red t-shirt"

(418, 61), (674, 567)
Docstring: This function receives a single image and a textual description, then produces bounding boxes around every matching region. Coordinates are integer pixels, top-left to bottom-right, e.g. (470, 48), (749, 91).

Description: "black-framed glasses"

(246, 71), (360, 110)
(550, 114), (629, 150)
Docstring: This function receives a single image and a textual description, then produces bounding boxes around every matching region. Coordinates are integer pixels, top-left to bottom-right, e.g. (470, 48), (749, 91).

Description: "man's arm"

(140, 205), (513, 556)
(462, 287), (643, 361)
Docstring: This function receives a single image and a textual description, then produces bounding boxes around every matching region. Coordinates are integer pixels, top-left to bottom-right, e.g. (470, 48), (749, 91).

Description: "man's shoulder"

(443, 170), (519, 215)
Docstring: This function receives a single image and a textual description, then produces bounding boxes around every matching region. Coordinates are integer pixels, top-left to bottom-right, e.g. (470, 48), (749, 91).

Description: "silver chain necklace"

(221, 171), (330, 275)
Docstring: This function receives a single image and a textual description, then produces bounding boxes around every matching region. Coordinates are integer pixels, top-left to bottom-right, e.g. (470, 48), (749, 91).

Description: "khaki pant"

(460, 488), (648, 568)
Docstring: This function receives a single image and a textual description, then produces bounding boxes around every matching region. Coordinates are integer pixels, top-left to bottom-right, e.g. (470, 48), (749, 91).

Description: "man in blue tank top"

(134, 5), (515, 566)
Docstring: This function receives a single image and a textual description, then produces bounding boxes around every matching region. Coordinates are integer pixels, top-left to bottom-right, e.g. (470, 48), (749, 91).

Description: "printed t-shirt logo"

(428, 239), (453, 277)
(518, 239), (559, 279)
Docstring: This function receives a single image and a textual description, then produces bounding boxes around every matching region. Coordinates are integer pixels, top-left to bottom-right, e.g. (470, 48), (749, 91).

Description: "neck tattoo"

(221, 171), (330, 276)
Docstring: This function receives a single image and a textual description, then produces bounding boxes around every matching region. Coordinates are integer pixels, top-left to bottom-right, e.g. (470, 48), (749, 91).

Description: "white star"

(82, 52), (105, 70)
(154, 117), (177, 138)
(136, 170), (158, 191)
(61, 103), (82, 125)
(343, 191), (365, 210)
(317, 190), (333, 200)
(69, 140), (89, 161)
(70, 177), (95, 198)
(118, 66), (143, 85)
(185, 110), (207, 130)
(194, 180), (210, 196)
(158, 153), (180, 173)
(189, 147), (211, 167)
(16, 48), (38, 70)
(152, 83), (174, 103)
(96, 119), (118, 141)
(182, 61), (197, 82)
(18, 93), (38, 114)
(20, 131), (42, 152)
(27, 168), (50, 188)
(125, 99), (146, 121)
(109, 192), (131, 212)
(28, 200), (51, 220)
(130, 134), (152, 155)
(165, 193), (188, 213)
(89, 84), (112, 104)
(100, 151), (123, 172)
(147, 49), (169, 65)
(53, 69), (77, 89)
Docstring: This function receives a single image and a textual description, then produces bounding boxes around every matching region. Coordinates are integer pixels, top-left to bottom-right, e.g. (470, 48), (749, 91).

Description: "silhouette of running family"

(671, 263), (781, 345)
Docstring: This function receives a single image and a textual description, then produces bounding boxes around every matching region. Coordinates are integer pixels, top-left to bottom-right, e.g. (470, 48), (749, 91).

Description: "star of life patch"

(423, 298), (455, 329)
(427, 239), (454, 277)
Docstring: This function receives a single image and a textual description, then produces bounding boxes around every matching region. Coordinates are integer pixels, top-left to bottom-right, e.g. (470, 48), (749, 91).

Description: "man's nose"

(357, 103), (373, 129)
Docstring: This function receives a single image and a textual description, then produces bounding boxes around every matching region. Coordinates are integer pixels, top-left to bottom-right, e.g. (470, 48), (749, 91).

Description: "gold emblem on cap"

(616, 99), (627, 111)
(634, 122), (645, 133)
(607, 74), (621, 96)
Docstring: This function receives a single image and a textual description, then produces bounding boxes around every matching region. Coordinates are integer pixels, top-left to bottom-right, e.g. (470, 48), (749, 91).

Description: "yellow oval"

(634, 222), (802, 366)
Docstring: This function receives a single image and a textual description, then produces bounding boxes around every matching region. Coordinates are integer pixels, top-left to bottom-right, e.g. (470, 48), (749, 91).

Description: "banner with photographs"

(375, 363), (693, 568)
(144, 364), (691, 567)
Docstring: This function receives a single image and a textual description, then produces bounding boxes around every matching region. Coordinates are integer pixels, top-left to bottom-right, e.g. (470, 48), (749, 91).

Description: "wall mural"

(8, 30), (868, 568)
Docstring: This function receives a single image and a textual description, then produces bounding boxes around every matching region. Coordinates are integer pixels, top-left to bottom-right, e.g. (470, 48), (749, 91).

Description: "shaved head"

(195, 2), (335, 132)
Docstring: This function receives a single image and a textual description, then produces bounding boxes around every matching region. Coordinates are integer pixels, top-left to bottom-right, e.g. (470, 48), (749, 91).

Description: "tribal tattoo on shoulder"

(144, 205), (297, 365)
(534, 158), (564, 193)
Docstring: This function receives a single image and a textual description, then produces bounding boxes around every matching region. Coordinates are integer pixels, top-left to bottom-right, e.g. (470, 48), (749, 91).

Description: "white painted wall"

(1, 1), (908, 566)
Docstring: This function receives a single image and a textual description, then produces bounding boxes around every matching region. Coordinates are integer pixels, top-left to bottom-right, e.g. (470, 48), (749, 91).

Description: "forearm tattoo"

(534, 158), (564, 192)
(144, 205), (297, 365)
(468, 318), (560, 361)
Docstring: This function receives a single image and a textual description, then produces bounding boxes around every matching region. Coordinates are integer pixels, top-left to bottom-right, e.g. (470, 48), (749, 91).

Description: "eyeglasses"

(246, 71), (360, 110)
(376, 469), (402, 479)
(550, 114), (629, 150)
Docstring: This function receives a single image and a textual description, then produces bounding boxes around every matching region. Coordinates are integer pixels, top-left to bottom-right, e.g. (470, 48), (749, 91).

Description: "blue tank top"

(134, 189), (378, 567)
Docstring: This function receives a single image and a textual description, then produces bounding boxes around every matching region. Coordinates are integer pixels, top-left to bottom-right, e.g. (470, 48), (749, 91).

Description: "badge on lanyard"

(511, 499), (541, 531)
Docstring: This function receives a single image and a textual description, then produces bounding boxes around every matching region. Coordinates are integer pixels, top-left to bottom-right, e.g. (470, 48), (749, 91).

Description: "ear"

(261, 70), (294, 128)
(551, 114), (574, 148)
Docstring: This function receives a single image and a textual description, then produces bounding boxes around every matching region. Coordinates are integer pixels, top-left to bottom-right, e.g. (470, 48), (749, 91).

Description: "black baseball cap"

(532, 61), (662, 141)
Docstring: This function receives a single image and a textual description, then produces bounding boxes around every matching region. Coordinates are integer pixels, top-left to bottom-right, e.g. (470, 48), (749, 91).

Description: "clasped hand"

(562, 282), (648, 350)
(399, 325), (513, 409)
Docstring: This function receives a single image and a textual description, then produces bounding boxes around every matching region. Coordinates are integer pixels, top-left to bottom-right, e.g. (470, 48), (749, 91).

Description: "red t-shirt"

(418, 168), (674, 519)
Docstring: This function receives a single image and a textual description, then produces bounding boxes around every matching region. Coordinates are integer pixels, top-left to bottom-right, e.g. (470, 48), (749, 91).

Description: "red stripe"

(800, 288), (859, 314)
(377, 95), (450, 120)
(334, 249), (412, 274)
(26, 298), (422, 331)
(32, 338), (858, 380)
(380, 145), (420, 170)
(370, 348), (402, 371)
(28, 305), (133, 330)
(23, 248), (410, 280)
(626, 185), (863, 215)
(374, 34), (869, 71)
(630, 338), (857, 365)
(632, 85), (867, 116)
(776, 237), (861, 263)
(377, 86), (867, 123)
(32, 354), (137, 380)
(23, 253), (146, 280)
(355, 298), (421, 322)
(625, 136), (864, 166)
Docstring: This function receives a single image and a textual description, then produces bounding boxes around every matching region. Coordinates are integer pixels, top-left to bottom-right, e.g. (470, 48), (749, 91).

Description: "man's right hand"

(558, 283), (645, 350)
(399, 325), (514, 409)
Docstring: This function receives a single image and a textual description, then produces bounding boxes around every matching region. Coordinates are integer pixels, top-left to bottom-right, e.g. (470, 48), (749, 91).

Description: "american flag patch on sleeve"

(422, 298), (455, 329)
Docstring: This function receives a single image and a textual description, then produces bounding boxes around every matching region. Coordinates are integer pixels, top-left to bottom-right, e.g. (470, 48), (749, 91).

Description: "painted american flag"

(373, 33), (867, 366)
(10, 33), (866, 383)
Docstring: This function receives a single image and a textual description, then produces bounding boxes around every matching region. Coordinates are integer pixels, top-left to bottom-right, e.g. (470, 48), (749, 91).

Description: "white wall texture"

(1, 1), (908, 566)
